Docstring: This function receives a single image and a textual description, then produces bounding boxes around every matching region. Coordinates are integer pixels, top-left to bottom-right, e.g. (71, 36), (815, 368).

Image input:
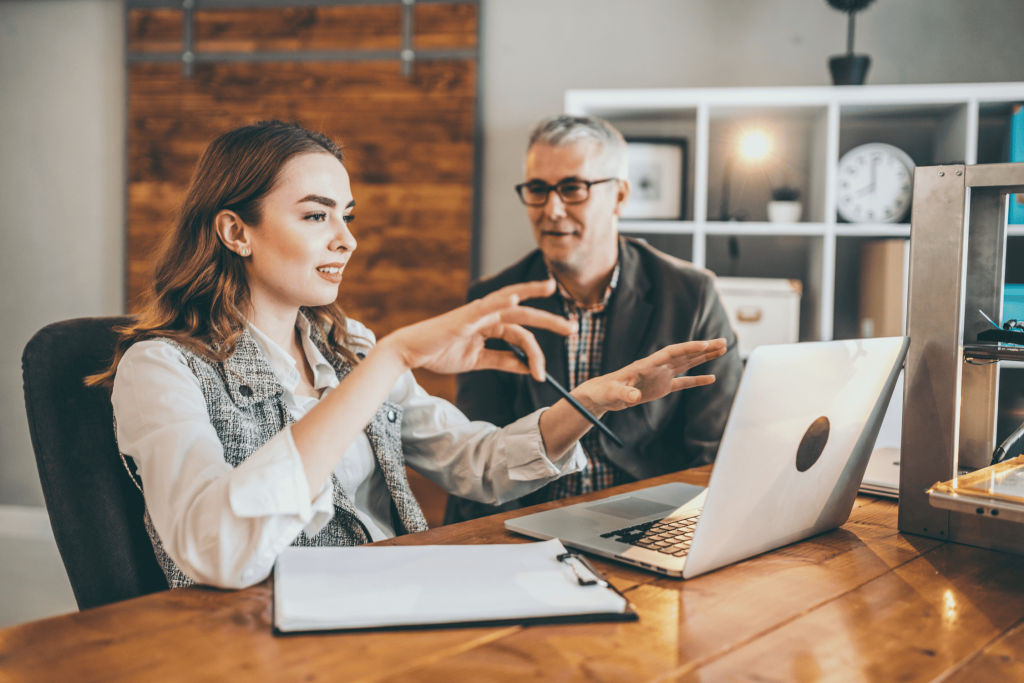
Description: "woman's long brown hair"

(87, 120), (361, 389)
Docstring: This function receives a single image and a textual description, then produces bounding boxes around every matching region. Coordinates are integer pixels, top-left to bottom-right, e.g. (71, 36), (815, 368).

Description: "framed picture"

(621, 138), (688, 220)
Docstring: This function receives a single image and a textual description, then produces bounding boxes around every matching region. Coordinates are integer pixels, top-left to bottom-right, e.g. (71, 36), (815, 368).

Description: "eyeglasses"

(515, 177), (618, 206)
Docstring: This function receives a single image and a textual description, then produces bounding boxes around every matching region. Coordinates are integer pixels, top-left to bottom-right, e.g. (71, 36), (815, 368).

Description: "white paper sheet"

(274, 539), (627, 632)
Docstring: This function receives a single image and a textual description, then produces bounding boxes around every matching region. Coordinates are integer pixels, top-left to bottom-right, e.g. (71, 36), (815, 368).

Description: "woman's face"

(242, 152), (357, 313)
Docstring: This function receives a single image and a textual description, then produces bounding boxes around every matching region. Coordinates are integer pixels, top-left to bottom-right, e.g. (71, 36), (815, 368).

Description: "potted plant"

(826, 0), (876, 86)
(768, 186), (802, 223)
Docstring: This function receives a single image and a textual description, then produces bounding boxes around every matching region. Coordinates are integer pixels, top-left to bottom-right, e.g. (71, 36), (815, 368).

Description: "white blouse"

(112, 315), (586, 589)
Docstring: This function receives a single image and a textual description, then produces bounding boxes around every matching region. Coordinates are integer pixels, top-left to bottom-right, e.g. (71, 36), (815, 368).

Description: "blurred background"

(2, 0), (1024, 627)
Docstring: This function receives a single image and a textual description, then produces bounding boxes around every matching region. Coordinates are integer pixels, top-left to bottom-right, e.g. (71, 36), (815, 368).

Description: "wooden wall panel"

(414, 3), (477, 49)
(194, 7), (403, 52)
(129, 5), (478, 54)
(127, 61), (475, 185)
(128, 9), (181, 53)
(128, 7), (478, 527)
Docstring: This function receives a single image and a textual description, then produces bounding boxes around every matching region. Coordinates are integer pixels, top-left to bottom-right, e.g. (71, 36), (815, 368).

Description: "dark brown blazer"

(444, 236), (743, 524)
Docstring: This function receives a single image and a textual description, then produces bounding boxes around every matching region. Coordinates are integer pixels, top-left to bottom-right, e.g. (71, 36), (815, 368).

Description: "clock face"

(836, 143), (915, 223)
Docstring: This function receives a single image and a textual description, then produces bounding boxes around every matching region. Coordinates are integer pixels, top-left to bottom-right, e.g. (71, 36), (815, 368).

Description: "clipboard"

(272, 539), (637, 635)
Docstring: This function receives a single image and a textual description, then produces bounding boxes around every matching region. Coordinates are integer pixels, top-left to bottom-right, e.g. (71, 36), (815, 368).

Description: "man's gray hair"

(527, 115), (628, 179)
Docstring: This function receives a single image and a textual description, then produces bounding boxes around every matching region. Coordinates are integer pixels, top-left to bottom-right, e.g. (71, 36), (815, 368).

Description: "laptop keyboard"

(600, 511), (702, 557)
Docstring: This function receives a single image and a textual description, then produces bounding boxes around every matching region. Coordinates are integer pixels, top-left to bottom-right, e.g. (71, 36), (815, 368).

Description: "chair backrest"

(22, 317), (168, 610)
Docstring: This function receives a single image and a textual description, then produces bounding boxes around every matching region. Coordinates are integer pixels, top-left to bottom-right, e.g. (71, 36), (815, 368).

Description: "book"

(859, 239), (909, 339)
(273, 539), (636, 634)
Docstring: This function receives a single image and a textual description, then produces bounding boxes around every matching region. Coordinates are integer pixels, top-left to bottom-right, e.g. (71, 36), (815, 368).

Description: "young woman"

(90, 121), (726, 590)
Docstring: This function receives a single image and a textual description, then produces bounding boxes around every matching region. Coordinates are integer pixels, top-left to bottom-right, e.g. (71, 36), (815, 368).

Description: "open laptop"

(859, 370), (904, 498)
(505, 337), (910, 579)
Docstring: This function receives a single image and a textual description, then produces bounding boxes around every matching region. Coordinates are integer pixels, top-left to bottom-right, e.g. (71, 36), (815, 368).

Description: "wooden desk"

(4, 467), (1024, 682)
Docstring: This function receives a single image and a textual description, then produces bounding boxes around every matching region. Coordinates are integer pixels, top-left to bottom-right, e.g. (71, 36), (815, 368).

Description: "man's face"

(524, 142), (627, 275)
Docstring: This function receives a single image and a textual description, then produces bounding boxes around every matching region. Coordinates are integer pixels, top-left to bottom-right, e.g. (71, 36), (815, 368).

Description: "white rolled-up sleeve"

(392, 370), (586, 505)
(112, 341), (333, 589)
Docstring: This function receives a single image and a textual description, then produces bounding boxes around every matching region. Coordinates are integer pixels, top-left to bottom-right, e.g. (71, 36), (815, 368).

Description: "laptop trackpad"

(583, 497), (680, 520)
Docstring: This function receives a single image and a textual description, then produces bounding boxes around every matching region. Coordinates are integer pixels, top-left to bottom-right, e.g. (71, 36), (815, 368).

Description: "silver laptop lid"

(683, 337), (909, 579)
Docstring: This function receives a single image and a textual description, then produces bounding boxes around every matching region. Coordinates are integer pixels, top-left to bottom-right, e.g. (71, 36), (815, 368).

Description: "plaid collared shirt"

(524, 262), (634, 504)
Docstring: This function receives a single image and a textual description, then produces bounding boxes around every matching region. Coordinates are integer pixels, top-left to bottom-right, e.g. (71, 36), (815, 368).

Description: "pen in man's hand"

(508, 345), (626, 448)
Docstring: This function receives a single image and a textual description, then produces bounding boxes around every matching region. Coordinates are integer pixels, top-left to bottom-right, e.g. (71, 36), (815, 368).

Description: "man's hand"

(573, 339), (728, 414)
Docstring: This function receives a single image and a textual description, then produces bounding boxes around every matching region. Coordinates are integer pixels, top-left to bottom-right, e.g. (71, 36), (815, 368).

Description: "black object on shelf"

(825, 0), (876, 86)
(829, 55), (871, 86)
(977, 329), (1024, 345)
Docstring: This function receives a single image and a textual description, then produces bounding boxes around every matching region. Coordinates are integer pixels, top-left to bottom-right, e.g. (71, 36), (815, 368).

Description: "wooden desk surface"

(4, 467), (1024, 682)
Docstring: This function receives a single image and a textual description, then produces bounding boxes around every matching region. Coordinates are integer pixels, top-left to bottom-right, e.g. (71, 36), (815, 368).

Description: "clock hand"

(855, 158), (881, 198)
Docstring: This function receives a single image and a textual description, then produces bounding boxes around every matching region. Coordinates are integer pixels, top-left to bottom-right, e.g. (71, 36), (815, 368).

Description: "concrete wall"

(479, 0), (1024, 276)
(0, 0), (125, 505)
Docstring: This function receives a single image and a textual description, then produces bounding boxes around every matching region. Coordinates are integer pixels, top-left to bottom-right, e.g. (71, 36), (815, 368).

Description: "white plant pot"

(767, 201), (802, 223)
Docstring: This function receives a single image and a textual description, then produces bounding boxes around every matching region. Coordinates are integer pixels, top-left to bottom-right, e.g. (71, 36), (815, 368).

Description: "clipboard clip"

(557, 552), (610, 587)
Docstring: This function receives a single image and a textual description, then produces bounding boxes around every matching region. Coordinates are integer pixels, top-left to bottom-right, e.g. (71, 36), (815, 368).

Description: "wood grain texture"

(670, 544), (1024, 683)
(414, 3), (478, 49)
(128, 8), (181, 53)
(194, 6), (404, 52)
(127, 61), (476, 186)
(942, 617), (1024, 682)
(5, 468), (1022, 683)
(128, 4), (477, 54)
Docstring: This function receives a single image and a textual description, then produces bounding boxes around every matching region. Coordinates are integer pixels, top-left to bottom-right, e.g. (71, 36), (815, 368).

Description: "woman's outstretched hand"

(574, 339), (729, 414)
(376, 279), (573, 382)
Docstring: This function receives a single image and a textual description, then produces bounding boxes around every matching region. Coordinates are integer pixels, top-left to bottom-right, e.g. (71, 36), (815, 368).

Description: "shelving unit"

(565, 82), (1024, 343)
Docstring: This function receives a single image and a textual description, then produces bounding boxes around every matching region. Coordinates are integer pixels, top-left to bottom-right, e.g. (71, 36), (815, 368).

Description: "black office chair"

(22, 317), (168, 610)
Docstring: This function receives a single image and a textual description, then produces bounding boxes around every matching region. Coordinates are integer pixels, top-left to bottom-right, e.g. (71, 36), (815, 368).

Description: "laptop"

(859, 370), (904, 499)
(505, 337), (910, 579)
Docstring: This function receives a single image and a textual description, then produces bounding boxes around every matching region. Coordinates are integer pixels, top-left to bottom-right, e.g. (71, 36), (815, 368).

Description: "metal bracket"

(401, 0), (415, 77)
(181, 0), (194, 78)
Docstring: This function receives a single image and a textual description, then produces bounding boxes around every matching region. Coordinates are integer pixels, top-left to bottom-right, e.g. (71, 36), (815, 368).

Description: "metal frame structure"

(126, 0), (478, 77)
(900, 161), (1024, 553)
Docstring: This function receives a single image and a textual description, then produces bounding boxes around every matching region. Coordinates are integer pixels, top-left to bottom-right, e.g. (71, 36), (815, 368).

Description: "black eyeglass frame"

(514, 177), (618, 206)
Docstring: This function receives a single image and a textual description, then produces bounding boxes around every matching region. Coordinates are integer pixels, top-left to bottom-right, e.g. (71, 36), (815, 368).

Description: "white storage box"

(716, 277), (801, 358)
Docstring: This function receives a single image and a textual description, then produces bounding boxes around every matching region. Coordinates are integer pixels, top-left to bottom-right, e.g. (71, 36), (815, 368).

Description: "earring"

(239, 247), (249, 256)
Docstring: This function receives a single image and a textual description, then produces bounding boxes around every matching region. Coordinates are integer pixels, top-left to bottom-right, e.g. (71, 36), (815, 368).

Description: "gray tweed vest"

(119, 312), (428, 588)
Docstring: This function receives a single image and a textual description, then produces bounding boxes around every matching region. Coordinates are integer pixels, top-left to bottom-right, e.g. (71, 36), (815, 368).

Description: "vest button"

(386, 409), (397, 423)
(239, 385), (253, 397)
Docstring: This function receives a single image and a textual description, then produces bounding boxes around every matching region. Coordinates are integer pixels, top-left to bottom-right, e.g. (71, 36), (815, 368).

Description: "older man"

(444, 115), (742, 524)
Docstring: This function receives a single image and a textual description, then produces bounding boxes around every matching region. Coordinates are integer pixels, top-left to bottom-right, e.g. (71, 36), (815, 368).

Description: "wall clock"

(836, 143), (915, 223)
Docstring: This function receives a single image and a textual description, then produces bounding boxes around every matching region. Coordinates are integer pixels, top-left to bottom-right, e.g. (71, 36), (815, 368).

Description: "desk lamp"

(720, 131), (771, 275)
(719, 130), (771, 222)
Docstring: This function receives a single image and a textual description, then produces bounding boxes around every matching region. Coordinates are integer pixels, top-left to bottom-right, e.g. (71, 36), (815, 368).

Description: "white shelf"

(835, 224), (911, 238)
(620, 221), (914, 238)
(704, 222), (826, 236)
(620, 221), (829, 236)
(618, 220), (695, 235)
(569, 82), (1024, 342)
(566, 83), (1024, 115)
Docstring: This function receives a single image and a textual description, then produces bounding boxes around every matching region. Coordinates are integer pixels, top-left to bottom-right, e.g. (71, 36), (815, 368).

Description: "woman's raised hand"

(574, 339), (729, 414)
(377, 280), (573, 382)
